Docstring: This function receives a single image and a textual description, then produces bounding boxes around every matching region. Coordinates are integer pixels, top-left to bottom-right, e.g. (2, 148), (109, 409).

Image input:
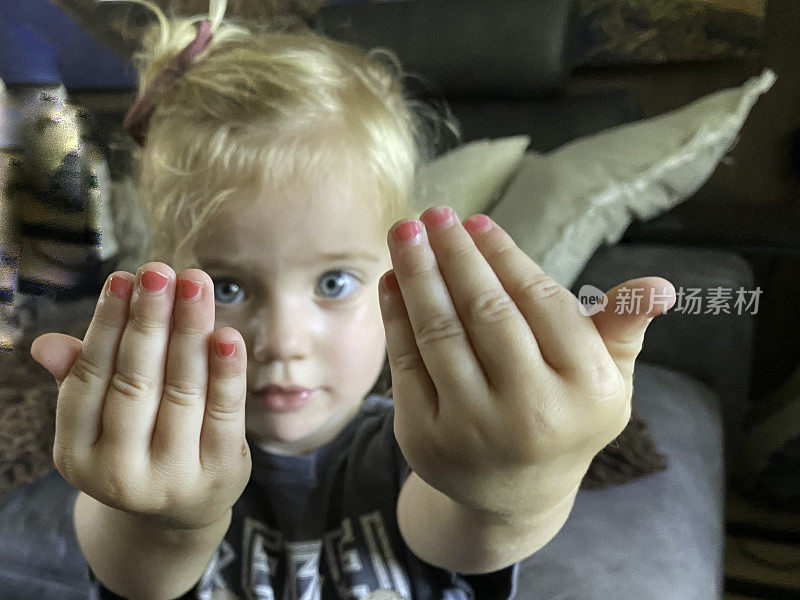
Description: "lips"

(252, 385), (316, 412)
(253, 385), (313, 395)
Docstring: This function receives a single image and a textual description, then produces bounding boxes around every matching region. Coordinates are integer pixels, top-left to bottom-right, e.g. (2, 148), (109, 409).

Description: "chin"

(256, 412), (318, 441)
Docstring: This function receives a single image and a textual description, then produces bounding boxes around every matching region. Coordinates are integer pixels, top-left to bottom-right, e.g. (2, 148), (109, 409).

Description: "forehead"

(195, 173), (389, 265)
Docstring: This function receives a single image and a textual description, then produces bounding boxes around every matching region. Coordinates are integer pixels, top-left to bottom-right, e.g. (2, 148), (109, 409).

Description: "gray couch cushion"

(516, 362), (725, 600)
(0, 470), (86, 600)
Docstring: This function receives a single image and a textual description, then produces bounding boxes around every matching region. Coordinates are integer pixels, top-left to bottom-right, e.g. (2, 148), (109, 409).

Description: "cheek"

(328, 302), (386, 373)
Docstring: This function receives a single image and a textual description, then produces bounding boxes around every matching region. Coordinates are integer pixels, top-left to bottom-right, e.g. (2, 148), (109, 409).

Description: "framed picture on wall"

(576, 0), (767, 65)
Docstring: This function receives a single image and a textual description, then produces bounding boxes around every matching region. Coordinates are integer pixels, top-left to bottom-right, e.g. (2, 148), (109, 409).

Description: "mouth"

(252, 385), (313, 395)
(250, 386), (317, 412)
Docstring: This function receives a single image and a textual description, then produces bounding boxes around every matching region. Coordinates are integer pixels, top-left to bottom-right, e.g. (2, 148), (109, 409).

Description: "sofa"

(0, 1), (755, 598)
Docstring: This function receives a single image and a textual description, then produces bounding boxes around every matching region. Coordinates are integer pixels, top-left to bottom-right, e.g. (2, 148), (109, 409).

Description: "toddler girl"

(30, 1), (675, 598)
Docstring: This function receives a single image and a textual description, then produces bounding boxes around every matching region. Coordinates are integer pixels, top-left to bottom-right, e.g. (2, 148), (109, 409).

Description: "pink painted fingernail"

(108, 275), (133, 299)
(140, 270), (169, 293)
(421, 206), (454, 229)
(464, 214), (492, 234)
(177, 278), (202, 302)
(383, 271), (400, 294)
(217, 341), (236, 357)
(392, 220), (422, 246)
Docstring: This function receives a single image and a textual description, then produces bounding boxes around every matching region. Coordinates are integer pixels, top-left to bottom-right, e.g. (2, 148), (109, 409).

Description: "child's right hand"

(30, 262), (252, 531)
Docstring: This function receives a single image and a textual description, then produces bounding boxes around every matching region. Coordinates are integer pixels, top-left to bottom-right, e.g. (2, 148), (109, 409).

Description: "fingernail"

(464, 214), (492, 234)
(140, 270), (169, 294)
(421, 206), (455, 229)
(177, 278), (202, 302)
(217, 341), (236, 357)
(391, 220), (422, 246)
(108, 275), (133, 299)
(382, 271), (400, 295)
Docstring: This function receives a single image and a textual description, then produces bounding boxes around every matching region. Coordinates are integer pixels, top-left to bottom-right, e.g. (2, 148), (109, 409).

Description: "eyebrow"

(318, 251), (382, 263)
(200, 251), (382, 270)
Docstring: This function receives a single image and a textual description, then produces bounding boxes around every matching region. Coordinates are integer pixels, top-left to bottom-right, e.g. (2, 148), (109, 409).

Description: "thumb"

(591, 276), (676, 380)
(30, 332), (83, 388)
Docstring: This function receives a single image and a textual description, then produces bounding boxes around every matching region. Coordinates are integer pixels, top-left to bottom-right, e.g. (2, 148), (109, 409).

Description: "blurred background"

(1, 2), (798, 599)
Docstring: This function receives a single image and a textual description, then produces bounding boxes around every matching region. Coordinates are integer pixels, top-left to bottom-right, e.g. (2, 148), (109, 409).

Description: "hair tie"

(123, 19), (214, 146)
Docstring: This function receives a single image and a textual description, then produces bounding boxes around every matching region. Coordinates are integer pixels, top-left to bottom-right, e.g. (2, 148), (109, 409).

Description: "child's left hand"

(378, 206), (676, 518)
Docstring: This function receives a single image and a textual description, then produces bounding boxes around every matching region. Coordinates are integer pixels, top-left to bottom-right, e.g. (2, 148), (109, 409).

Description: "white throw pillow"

(414, 135), (530, 219)
(488, 68), (777, 289)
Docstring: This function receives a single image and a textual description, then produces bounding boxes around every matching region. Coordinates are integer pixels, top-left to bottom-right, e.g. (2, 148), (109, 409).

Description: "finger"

(52, 271), (134, 462)
(592, 277), (676, 383)
(378, 270), (438, 419)
(463, 214), (610, 378)
(199, 327), (249, 474)
(419, 206), (547, 395)
(100, 263), (175, 455)
(30, 332), (83, 388)
(150, 270), (215, 466)
(387, 217), (487, 403)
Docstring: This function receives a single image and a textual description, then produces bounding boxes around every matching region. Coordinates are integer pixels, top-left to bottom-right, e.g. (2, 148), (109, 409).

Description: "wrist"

(123, 505), (233, 550)
(75, 492), (231, 554)
(398, 473), (580, 574)
(75, 493), (229, 600)
(453, 478), (581, 530)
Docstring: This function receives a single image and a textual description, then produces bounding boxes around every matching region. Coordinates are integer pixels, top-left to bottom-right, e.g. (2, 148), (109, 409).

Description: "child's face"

(193, 174), (393, 456)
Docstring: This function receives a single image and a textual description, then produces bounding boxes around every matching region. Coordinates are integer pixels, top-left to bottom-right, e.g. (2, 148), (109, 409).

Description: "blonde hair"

(102, 0), (459, 273)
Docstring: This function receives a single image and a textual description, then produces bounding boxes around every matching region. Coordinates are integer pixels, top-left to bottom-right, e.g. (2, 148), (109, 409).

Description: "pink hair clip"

(123, 19), (214, 146)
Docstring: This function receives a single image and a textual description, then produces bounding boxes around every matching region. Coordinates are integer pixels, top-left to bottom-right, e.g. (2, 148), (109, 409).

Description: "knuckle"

(438, 238), (474, 263)
(213, 364), (245, 384)
(581, 358), (625, 402)
(507, 397), (567, 458)
(110, 368), (155, 398)
(69, 354), (105, 387)
(391, 350), (423, 376)
(202, 473), (229, 497)
(94, 453), (151, 510)
(91, 311), (125, 334)
(467, 289), (517, 324)
(408, 253), (439, 280)
(162, 380), (204, 407)
(151, 459), (193, 493)
(172, 322), (209, 338)
(486, 238), (518, 263)
(128, 309), (165, 335)
(527, 404), (564, 444)
(518, 272), (567, 301)
(102, 468), (140, 507)
(415, 315), (465, 349)
(205, 398), (242, 424)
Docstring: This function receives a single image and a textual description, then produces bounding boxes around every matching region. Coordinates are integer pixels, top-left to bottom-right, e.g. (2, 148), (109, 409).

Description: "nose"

(249, 297), (313, 363)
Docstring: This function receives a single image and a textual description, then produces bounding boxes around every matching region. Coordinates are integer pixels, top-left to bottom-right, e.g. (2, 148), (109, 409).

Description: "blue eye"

(211, 271), (359, 304)
(212, 278), (245, 304)
(317, 270), (358, 299)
